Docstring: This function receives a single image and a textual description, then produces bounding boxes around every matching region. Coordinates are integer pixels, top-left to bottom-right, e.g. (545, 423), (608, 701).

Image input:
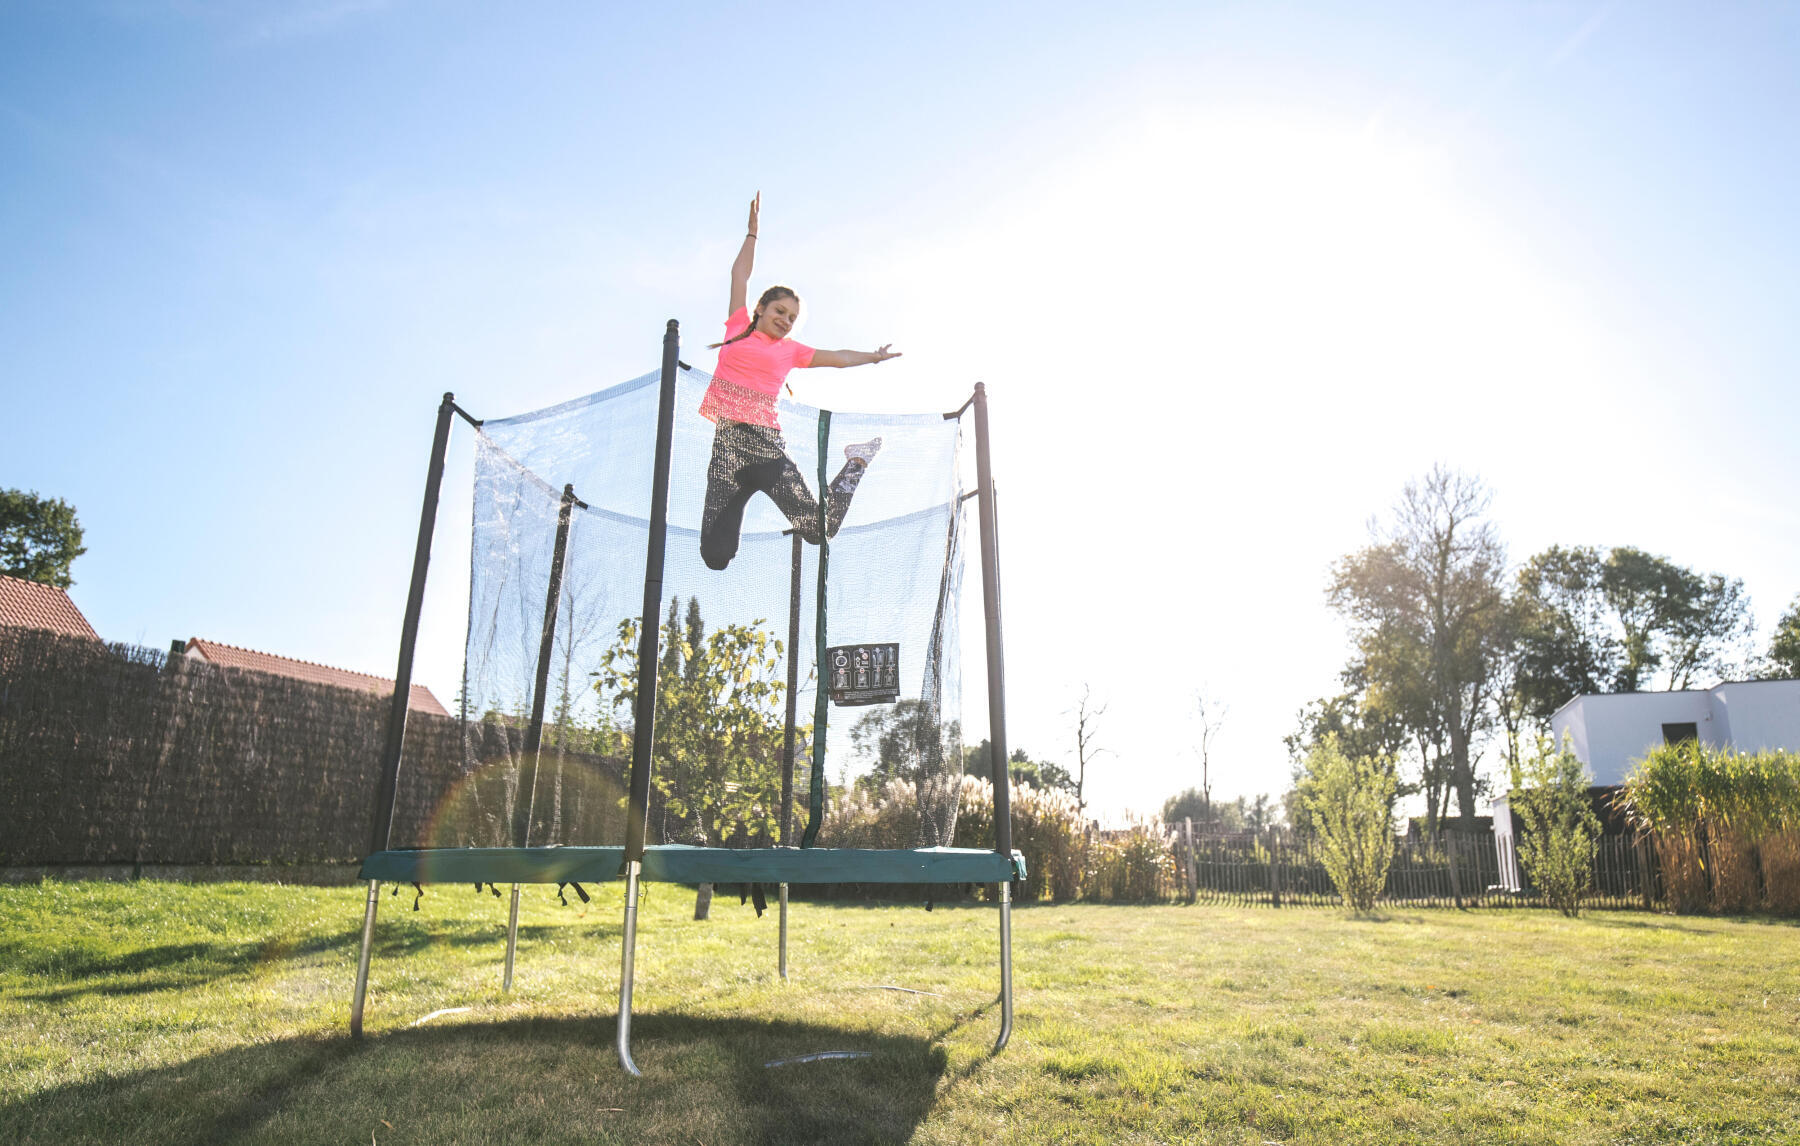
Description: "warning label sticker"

(827, 643), (900, 706)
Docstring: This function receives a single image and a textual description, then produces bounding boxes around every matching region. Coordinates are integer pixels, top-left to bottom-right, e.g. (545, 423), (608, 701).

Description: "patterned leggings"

(699, 420), (868, 571)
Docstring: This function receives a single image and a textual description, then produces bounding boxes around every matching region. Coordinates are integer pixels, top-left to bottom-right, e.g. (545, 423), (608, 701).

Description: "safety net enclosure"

(447, 351), (970, 855)
(350, 322), (1019, 1069)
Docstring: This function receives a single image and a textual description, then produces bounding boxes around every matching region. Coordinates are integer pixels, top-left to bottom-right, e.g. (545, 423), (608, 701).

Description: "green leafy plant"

(1512, 734), (1601, 917)
(1300, 734), (1397, 912)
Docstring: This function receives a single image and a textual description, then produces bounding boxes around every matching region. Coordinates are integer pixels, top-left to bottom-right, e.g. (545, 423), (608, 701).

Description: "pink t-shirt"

(699, 306), (814, 428)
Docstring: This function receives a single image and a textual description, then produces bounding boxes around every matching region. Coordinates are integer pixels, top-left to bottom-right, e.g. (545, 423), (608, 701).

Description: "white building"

(1550, 679), (1800, 784)
(1490, 679), (1800, 890)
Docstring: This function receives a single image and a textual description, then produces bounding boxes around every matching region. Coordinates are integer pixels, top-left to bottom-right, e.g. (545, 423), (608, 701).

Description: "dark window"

(1662, 722), (1698, 745)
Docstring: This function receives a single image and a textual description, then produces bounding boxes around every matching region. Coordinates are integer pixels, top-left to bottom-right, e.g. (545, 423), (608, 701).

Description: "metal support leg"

(350, 880), (380, 1038)
(503, 884), (521, 991)
(617, 861), (643, 1076)
(993, 880), (1013, 1054)
(778, 883), (789, 981)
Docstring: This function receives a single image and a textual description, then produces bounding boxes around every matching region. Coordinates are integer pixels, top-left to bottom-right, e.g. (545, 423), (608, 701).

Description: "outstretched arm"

(729, 193), (759, 315)
(809, 344), (903, 368)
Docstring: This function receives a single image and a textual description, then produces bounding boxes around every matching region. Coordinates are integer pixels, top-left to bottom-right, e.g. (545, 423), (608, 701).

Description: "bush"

(821, 773), (1087, 901)
(1083, 818), (1175, 902)
(1300, 734), (1397, 912)
(1512, 735), (1600, 917)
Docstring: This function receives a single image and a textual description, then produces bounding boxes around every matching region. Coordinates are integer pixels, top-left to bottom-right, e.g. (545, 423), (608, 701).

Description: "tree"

(1511, 734), (1600, 918)
(1515, 544), (1754, 710)
(1162, 787), (1216, 828)
(1512, 545), (1616, 722)
(1192, 690), (1227, 821)
(1013, 754), (1076, 792)
(1068, 683), (1110, 813)
(1328, 466), (1509, 826)
(1299, 735), (1397, 913)
(1241, 793), (1279, 834)
(1661, 571), (1752, 689)
(0, 489), (86, 589)
(1283, 681), (1409, 834)
(960, 740), (1072, 793)
(850, 699), (960, 790)
(1161, 790), (1277, 834)
(594, 598), (788, 849)
(1767, 595), (1800, 679)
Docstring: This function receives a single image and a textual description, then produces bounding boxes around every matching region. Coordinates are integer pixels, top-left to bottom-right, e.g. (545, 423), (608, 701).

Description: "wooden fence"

(1161, 824), (1658, 911)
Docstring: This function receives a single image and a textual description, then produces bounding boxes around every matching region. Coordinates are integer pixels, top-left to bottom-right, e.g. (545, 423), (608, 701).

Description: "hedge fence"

(0, 627), (629, 866)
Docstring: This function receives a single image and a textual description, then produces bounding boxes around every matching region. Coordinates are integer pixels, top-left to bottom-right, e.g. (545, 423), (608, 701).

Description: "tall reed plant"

(954, 775), (1087, 901)
(1621, 743), (1800, 914)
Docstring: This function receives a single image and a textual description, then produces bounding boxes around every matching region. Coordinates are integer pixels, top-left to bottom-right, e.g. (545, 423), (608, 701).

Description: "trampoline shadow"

(0, 1014), (951, 1145)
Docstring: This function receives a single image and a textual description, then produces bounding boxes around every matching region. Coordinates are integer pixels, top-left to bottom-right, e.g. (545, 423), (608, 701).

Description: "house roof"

(0, 574), (101, 641)
(184, 637), (450, 717)
(1552, 678), (1800, 723)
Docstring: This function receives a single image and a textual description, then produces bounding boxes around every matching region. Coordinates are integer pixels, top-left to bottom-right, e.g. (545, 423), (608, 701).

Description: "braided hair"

(708, 285), (801, 349)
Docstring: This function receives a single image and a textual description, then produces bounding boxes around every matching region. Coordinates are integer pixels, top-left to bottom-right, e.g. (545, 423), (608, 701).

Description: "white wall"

(1551, 681), (1800, 785)
(1490, 792), (1522, 892)
(1551, 691), (1718, 785)
(1712, 680), (1800, 754)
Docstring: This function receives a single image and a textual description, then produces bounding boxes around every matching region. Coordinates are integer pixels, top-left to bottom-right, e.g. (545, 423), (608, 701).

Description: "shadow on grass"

(1581, 915), (1722, 935)
(0, 1014), (950, 1146)
(2, 921), (590, 1004)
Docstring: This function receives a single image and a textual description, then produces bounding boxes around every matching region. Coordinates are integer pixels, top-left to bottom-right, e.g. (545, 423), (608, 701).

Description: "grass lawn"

(1, 879), (1796, 1145)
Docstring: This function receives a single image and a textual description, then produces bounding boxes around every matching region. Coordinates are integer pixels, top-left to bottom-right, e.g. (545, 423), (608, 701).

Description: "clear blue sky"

(5, 1), (1798, 819)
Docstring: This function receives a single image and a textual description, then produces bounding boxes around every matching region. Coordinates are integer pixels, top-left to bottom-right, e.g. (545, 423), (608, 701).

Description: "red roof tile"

(184, 637), (450, 717)
(0, 574), (101, 641)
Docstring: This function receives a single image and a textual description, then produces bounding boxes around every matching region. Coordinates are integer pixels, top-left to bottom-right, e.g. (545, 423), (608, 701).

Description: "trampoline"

(349, 321), (1020, 1074)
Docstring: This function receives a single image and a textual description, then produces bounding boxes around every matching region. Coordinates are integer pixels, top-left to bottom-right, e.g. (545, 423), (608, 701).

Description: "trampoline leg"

(503, 884), (521, 991)
(992, 880), (1013, 1055)
(778, 882), (789, 981)
(350, 879), (380, 1039)
(616, 861), (643, 1077)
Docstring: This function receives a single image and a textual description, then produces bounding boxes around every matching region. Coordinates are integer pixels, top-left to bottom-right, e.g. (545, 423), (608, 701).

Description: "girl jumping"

(698, 193), (901, 571)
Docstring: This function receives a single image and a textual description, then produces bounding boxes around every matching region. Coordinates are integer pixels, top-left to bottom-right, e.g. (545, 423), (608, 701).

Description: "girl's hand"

(872, 344), (901, 363)
(747, 191), (760, 238)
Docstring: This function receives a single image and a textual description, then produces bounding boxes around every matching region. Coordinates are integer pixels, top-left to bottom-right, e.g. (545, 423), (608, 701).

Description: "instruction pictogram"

(827, 643), (900, 706)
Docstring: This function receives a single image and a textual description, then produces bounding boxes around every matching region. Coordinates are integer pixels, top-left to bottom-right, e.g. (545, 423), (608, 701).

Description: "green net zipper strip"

(801, 410), (831, 848)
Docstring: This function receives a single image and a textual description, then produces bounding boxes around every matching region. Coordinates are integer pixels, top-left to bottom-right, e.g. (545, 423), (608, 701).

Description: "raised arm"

(808, 344), (903, 368)
(729, 193), (759, 315)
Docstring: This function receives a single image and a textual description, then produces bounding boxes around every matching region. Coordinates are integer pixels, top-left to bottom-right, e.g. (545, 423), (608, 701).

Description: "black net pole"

(800, 410), (831, 849)
(623, 321), (681, 865)
(780, 531), (802, 846)
(368, 392), (458, 857)
(512, 482), (578, 848)
(972, 383), (1012, 858)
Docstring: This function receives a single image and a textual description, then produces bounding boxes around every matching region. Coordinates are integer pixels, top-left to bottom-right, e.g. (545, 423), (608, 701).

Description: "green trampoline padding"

(359, 845), (1026, 886)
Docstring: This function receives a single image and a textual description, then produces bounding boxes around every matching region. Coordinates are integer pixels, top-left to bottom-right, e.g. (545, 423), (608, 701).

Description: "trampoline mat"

(360, 845), (1025, 886)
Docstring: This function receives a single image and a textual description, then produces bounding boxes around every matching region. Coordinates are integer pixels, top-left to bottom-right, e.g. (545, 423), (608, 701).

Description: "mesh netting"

(449, 362), (968, 853)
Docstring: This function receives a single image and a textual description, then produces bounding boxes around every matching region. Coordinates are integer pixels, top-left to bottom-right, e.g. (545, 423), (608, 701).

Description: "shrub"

(1300, 734), (1397, 912)
(1512, 735), (1600, 917)
(1082, 818), (1175, 902)
(821, 773), (1087, 901)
